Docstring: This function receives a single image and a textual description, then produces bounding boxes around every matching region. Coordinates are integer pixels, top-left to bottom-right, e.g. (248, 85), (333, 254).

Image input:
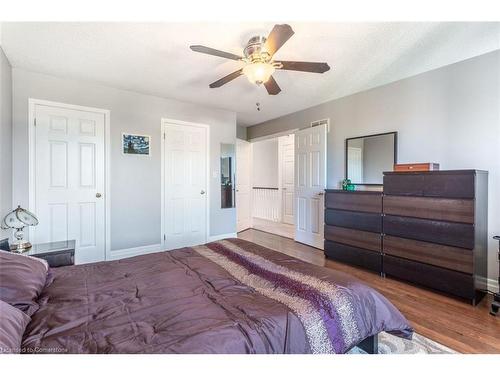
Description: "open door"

(294, 124), (327, 249)
(236, 139), (252, 232)
(279, 134), (295, 225)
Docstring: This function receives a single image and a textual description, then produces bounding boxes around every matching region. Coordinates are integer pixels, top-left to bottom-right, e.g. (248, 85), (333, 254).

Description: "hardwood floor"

(238, 228), (500, 354)
(252, 217), (294, 239)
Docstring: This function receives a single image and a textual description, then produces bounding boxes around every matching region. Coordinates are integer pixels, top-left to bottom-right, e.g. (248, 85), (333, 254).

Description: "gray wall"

(252, 138), (279, 188)
(236, 125), (247, 141)
(247, 50), (500, 286)
(0, 47), (12, 239)
(12, 68), (237, 252)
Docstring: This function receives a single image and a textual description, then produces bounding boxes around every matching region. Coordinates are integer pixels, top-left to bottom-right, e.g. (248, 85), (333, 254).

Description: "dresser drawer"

(383, 235), (473, 274)
(384, 172), (475, 198)
(325, 209), (382, 233)
(325, 241), (382, 273)
(384, 255), (474, 300)
(383, 215), (474, 249)
(325, 191), (382, 213)
(325, 225), (381, 252)
(383, 196), (474, 224)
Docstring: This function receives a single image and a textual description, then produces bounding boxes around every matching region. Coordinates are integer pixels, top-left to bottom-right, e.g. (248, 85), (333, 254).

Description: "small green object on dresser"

(342, 178), (355, 191)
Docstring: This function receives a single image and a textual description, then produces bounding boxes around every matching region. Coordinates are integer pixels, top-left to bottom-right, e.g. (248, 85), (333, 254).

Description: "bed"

(17, 238), (412, 354)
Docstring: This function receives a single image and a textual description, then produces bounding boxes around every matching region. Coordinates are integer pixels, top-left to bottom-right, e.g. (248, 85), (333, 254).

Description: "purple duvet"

(22, 239), (412, 353)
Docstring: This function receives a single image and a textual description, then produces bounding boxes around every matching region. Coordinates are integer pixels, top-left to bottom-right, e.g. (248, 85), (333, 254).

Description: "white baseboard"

(107, 234), (237, 261)
(107, 243), (163, 261)
(487, 277), (499, 293)
(477, 276), (499, 293)
(208, 233), (237, 242)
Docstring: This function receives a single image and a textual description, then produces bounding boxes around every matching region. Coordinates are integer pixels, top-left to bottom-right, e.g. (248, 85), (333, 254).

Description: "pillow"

(0, 251), (49, 316)
(0, 300), (31, 354)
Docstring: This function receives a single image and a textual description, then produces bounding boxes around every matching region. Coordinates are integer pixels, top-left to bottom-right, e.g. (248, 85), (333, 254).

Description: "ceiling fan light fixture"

(243, 62), (275, 85)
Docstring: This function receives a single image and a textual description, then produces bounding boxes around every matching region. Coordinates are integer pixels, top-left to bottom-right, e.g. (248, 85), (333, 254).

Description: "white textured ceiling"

(2, 22), (499, 126)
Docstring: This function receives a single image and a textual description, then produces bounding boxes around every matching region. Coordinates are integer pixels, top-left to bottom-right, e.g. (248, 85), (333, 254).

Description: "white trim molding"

(477, 276), (499, 294)
(208, 233), (237, 242)
(107, 243), (163, 261)
(27, 98), (111, 262)
(249, 128), (299, 143)
(486, 277), (499, 294)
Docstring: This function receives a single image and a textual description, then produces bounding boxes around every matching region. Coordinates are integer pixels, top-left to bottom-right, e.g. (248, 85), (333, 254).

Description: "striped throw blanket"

(193, 240), (361, 353)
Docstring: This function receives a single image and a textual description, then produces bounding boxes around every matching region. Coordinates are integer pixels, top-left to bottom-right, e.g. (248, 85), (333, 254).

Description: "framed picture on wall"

(122, 133), (151, 156)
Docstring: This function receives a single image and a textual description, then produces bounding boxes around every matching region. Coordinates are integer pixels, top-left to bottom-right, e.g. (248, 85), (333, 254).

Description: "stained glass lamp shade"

(1, 206), (39, 252)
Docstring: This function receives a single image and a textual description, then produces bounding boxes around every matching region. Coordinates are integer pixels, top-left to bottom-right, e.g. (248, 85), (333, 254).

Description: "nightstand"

(10, 240), (75, 268)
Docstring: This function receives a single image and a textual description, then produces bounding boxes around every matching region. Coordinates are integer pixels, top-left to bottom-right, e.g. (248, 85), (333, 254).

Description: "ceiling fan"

(190, 24), (330, 95)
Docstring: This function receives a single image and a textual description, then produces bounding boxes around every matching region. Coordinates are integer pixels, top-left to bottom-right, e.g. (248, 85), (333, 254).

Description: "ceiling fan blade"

(209, 69), (243, 88)
(276, 61), (330, 73)
(264, 75), (281, 95)
(265, 24), (294, 56)
(190, 45), (243, 61)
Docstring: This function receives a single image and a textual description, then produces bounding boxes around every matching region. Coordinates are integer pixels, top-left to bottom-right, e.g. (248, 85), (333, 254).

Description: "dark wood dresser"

(383, 170), (488, 304)
(324, 190), (383, 274)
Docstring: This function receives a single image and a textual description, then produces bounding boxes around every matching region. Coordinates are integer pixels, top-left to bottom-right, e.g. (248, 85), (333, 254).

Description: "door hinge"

(163, 234), (166, 241)
(34, 118), (37, 126)
(163, 133), (165, 140)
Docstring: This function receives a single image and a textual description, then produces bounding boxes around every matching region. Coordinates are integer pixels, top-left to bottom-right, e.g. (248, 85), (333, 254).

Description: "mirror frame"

(220, 143), (236, 209)
(344, 131), (398, 186)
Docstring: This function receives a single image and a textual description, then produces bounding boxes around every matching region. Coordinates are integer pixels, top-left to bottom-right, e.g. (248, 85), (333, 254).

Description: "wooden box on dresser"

(383, 170), (488, 305)
(324, 190), (383, 274)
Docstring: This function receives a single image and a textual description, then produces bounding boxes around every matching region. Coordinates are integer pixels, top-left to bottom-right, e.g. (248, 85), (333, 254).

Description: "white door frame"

(236, 138), (253, 232)
(160, 118), (210, 248)
(278, 134), (295, 226)
(28, 98), (111, 259)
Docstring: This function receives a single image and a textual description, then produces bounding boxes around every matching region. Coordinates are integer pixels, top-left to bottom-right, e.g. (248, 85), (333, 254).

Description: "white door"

(279, 134), (295, 225)
(163, 121), (208, 249)
(294, 124), (327, 249)
(236, 139), (252, 232)
(32, 103), (106, 263)
(347, 147), (363, 183)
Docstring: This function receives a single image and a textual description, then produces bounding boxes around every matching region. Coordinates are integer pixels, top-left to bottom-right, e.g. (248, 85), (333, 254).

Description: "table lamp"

(1, 206), (39, 252)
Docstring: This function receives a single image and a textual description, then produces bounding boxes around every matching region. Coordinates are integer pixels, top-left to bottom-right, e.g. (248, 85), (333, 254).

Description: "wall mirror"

(345, 132), (397, 185)
(220, 143), (235, 208)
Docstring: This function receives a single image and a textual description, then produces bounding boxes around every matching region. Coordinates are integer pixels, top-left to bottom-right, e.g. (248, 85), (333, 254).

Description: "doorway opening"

(251, 134), (295, 239)
(236, 123), (327, 249)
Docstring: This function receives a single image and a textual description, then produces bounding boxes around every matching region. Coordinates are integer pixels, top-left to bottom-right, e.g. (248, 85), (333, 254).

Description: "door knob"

(317, 192), (324, 196)
(96, 193), (102, 198)
(200, 190), (206, 195)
